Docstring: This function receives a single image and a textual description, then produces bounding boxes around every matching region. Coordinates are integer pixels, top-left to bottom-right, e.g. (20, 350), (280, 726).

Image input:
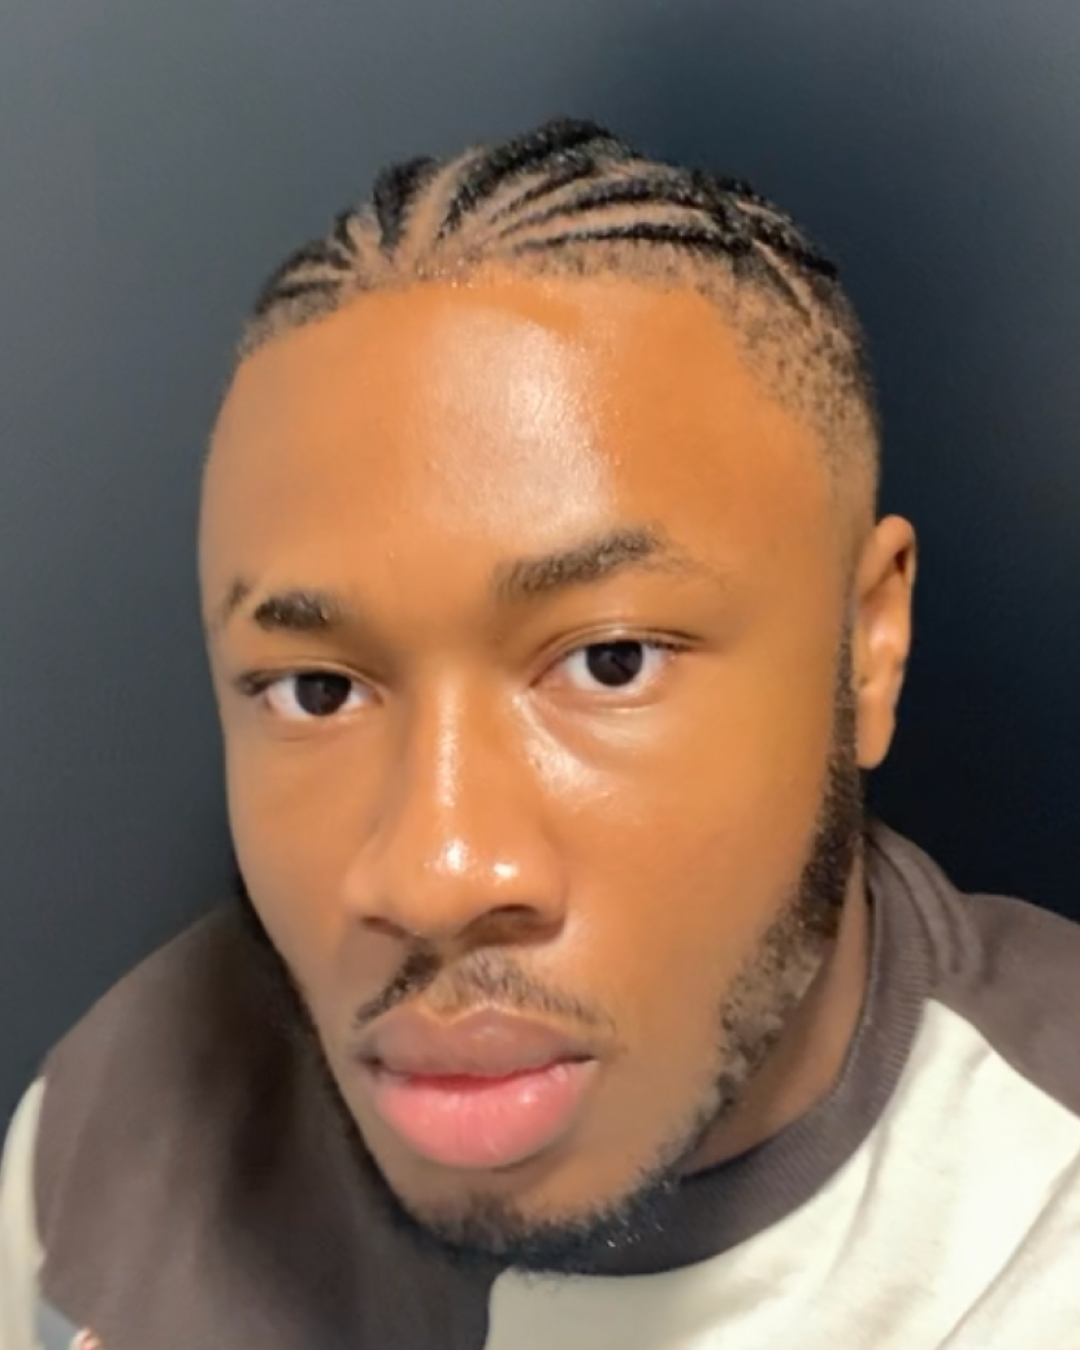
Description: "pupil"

(586, 641), (645, 687)
(295, 673), (351, 716)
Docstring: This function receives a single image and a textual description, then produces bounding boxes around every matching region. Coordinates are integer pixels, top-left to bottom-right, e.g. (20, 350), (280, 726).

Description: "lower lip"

(364, 1060), (598, 1171)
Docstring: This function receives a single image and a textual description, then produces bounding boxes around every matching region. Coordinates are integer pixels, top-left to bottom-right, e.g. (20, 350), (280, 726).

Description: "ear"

(851, 516), (917, 770)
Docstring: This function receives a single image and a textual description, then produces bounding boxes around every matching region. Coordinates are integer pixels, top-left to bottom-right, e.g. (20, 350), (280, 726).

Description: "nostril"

(361, 914), (413, 941)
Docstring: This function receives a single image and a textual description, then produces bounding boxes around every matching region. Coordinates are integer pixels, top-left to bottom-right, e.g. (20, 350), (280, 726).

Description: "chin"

(356, 1100), (715, 1276)
(363, 1119), (602, 1221)
(382, 1161), (681, 1275)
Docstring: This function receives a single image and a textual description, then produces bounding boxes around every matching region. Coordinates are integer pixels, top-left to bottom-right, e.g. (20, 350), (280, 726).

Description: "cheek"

(559, 667), (836, 1037)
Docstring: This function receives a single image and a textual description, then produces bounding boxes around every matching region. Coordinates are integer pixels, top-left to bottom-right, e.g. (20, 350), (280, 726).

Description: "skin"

(200, 273), (915, 1257)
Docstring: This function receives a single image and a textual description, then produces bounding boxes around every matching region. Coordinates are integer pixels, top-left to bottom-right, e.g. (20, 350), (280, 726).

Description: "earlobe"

(852, 516), (917, 770)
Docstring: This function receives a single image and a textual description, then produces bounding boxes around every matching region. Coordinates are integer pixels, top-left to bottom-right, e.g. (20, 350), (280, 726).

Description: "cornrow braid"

(239, 117), (879, 490)
(437, 119), (625, 237)
(372, 156), (441, 253)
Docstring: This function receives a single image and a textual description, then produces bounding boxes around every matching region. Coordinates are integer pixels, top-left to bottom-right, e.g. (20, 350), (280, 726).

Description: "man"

(2, 117), (1079, 1349)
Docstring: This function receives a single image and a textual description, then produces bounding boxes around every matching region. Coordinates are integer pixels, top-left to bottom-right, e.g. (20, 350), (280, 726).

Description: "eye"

(247, 671), (371, 721)
(555, 639), (677, 694)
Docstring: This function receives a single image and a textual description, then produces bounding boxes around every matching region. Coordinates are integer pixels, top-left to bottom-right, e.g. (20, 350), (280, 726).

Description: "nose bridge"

(412, 682), (494, 860)
(355, 677), (562, 939)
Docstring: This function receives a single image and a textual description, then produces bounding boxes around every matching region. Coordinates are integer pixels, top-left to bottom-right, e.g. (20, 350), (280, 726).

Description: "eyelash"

(235, 671), (304, 698)
(233, 635), (691, 706)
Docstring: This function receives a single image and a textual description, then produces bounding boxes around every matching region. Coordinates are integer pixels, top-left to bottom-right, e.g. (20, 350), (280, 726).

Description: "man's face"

(201, 274), (911, 1267)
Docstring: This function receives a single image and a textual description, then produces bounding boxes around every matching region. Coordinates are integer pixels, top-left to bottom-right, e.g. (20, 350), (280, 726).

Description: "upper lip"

(357, 1008), (596, 1079)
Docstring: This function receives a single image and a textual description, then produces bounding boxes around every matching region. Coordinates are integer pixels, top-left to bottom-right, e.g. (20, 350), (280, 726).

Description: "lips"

(356, 1009), (599, 1170)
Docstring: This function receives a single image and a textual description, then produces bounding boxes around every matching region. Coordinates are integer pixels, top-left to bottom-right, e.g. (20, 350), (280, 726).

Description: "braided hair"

(240, 118), (878, 483)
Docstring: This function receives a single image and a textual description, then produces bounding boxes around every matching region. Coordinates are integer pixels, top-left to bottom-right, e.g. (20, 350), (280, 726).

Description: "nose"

(345, 685), (568, 948)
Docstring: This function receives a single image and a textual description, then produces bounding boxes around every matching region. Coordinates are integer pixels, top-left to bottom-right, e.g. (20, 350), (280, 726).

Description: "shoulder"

(873, 824), (1080, 1117)
(938, 887), (1080, 1118)
(32, 907), (297, 1244)
(23, 910), (387, 1344)
(42, 906), (277, 1112)
(1, 1081), (46, 1348)
(1, 914), (252, 1345)
(48, 907), (260, 1064)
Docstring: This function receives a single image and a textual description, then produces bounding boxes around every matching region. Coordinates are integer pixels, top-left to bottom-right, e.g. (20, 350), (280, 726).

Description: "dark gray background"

(2, 0), (1079, 1122)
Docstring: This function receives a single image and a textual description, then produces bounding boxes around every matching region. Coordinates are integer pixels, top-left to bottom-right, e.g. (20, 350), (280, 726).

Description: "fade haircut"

(238, 118), (879, 505)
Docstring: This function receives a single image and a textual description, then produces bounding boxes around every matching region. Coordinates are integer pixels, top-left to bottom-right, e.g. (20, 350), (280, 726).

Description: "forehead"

(202, 275), (834, 598)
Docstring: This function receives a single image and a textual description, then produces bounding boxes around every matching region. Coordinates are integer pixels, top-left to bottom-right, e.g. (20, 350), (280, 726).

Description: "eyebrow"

(212, 581), (348, 635)
(491, 525), (706, 603)
(213, 525), (715, 636)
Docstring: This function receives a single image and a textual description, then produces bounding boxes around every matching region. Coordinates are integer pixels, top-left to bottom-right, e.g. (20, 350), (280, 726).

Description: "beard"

(234, 634), (864, 1275)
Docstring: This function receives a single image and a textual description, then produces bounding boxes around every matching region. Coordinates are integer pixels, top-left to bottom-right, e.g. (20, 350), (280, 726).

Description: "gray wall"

(3, 0), (1079, 1120)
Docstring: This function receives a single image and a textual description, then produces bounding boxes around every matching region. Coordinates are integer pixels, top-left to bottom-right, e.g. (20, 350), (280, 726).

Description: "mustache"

(350, 943), (612, 1035)
(231, 882), (611, 1038)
